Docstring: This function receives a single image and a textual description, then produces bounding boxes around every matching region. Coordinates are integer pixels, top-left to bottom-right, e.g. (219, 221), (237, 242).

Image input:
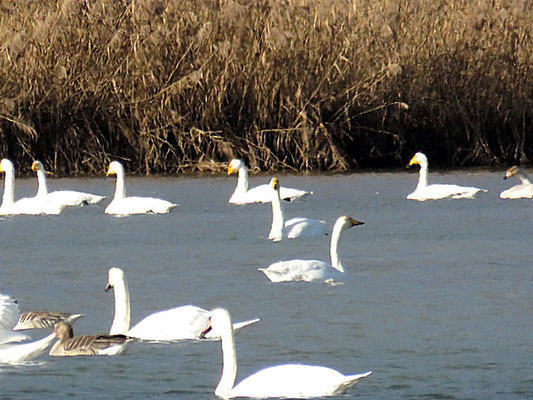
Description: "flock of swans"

(1, 152), (531, 398)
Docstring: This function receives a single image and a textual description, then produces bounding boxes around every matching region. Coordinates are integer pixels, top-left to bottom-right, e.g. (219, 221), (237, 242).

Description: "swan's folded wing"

(0, 294), (19, 331)
(260, 260), (329, 282)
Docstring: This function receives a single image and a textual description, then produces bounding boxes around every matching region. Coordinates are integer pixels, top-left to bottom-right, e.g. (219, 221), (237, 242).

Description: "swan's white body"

(261, 216), (364, 283)
(31, 160), (105, 207)
(407, 152), (486, 201)
(203, 308), (372, 398)
(0, 159), (65, 215)
(106, 268), (259, 341)
(228, 159), (311, 204)
(500, 166), (533, 199)
(268, 178), (327, 241)
(105, 161), (176, 215)
(0, 293), (57, 363)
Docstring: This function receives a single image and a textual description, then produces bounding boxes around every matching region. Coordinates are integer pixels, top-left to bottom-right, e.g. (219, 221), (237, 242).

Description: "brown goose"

(15, 311), (83, 330)
(50, 322), (132, 357)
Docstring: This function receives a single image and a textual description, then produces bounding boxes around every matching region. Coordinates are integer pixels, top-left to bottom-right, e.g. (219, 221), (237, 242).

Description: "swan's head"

(227, 159), (244, 175)
(504, 166), (520, 180)
(334, 215), (365, 231)
(54, 322), (74, 340)
(31, 160), (44, 172)
(106, 267), (125, 291)
(0, 158), (14, 173)
(106, 161), (124, 177)
(200, 308), (232, 338)
(408, 152), (428, 168)
(270, 177), (280, 191)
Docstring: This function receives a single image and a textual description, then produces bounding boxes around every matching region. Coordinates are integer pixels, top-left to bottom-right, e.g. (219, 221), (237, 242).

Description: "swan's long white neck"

(1, 166), (15, 208)
(269, 186), (284, 241)
(35, 169), (49, 197)
(235, 166), (249, 194)
(113, 168), (127, 200)
(329, 221), (346, 272)
(416, 160), (429, 191)
(1, 331), (56, 363)
(216, 316), (238, 398)
(110, 275), (131, 335)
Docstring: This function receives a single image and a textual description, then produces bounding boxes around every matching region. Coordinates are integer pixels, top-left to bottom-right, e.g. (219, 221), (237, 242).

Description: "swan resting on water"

(500, 166), (533, 199)
(407, 152), (487, 201)
(106, 267), (259, 341)
(228, 159), (311, 204)
(31, 160), (105, 207)
(105, 161), (177, 215)
(260, 216), (364, 283)
(201, 308), (372, 398)
(0, 159), (65, 215)
(268, 177), (327, 241)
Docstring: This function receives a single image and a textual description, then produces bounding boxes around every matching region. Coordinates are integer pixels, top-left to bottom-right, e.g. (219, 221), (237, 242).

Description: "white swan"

(268, 178), (327, 241)
(49, 322), (131, 356)
(500, 166), (533, 199)
(202, 308), (372, 399)
(407, 152), (486, 201)
(260, 216), (364, 283)
(0, 159), (65, 215)
(0, 293), (75, 363)
(228, 159), (311, 204)
(31, 160), (105, 207)
(104, 161), (177, 215)
(106, 267), (259, 341)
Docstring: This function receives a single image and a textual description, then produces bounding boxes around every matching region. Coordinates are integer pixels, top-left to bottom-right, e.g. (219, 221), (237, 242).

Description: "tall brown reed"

(0, 0), (531, 174)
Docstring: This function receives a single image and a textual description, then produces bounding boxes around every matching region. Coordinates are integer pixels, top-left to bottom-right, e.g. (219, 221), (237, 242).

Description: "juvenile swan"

(228, 159), (311, 204)
(201, 308), (372, 399)
(105, 161), (176, 215)
(106, 267), (259, 341)
(500, 166), (533, 199)
(407, 152), (486, 201)
(268, 177), (327, 241)
(31, 160), (105, 207)
(260, 216), (364, 283)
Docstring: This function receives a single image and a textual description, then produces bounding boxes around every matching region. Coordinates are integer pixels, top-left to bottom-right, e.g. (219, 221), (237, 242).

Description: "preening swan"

(0, 159), (65, 215)
(268, 178), (327, 241)
(31, 160), (105, 207)
(201, 308), (372, 399)
(106, 267), (259, 341)
(1, 294), (80, 363)
(104, 161), (177, 215)
(260, 216), (364, 283)
(14, 310), (84, 330)
(49, 322), (131, 356)
(407, 152), (486, 201)
(500, 166), (533, 199)
(228, 159), (311, 204)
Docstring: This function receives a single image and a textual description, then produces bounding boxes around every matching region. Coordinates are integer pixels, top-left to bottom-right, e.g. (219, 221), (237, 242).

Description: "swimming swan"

(268, 178), (327, 241)
(201, 308), (372, 398)
(228, 159), (311, 204)
(31, 160), (105, 207)
(500, 166), (533, 199)
(0, 159), (65, 215)
(0, 294), (79, 363)
(105, 161), (177, 215)
(260, 216), (364, 283)
(49, 322), (131, 356)
(106, 267), (259, 341)
(407, 152), (486, 201)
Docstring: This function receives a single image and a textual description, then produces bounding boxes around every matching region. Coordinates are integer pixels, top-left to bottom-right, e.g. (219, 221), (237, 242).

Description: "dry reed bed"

(0, 0), (532, 174)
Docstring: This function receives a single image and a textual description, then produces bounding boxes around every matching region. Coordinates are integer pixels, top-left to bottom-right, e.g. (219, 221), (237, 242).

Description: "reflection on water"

(0, 171), (532, 399)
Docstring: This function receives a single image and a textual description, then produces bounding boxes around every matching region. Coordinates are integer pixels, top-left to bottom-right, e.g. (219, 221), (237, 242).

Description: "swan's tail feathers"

(233, 318), (260, 334)
(338, 371), (373, 393)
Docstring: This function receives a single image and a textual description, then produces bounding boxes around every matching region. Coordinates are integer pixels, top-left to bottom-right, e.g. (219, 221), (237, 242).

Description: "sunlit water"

(0, 170), (532, 399)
